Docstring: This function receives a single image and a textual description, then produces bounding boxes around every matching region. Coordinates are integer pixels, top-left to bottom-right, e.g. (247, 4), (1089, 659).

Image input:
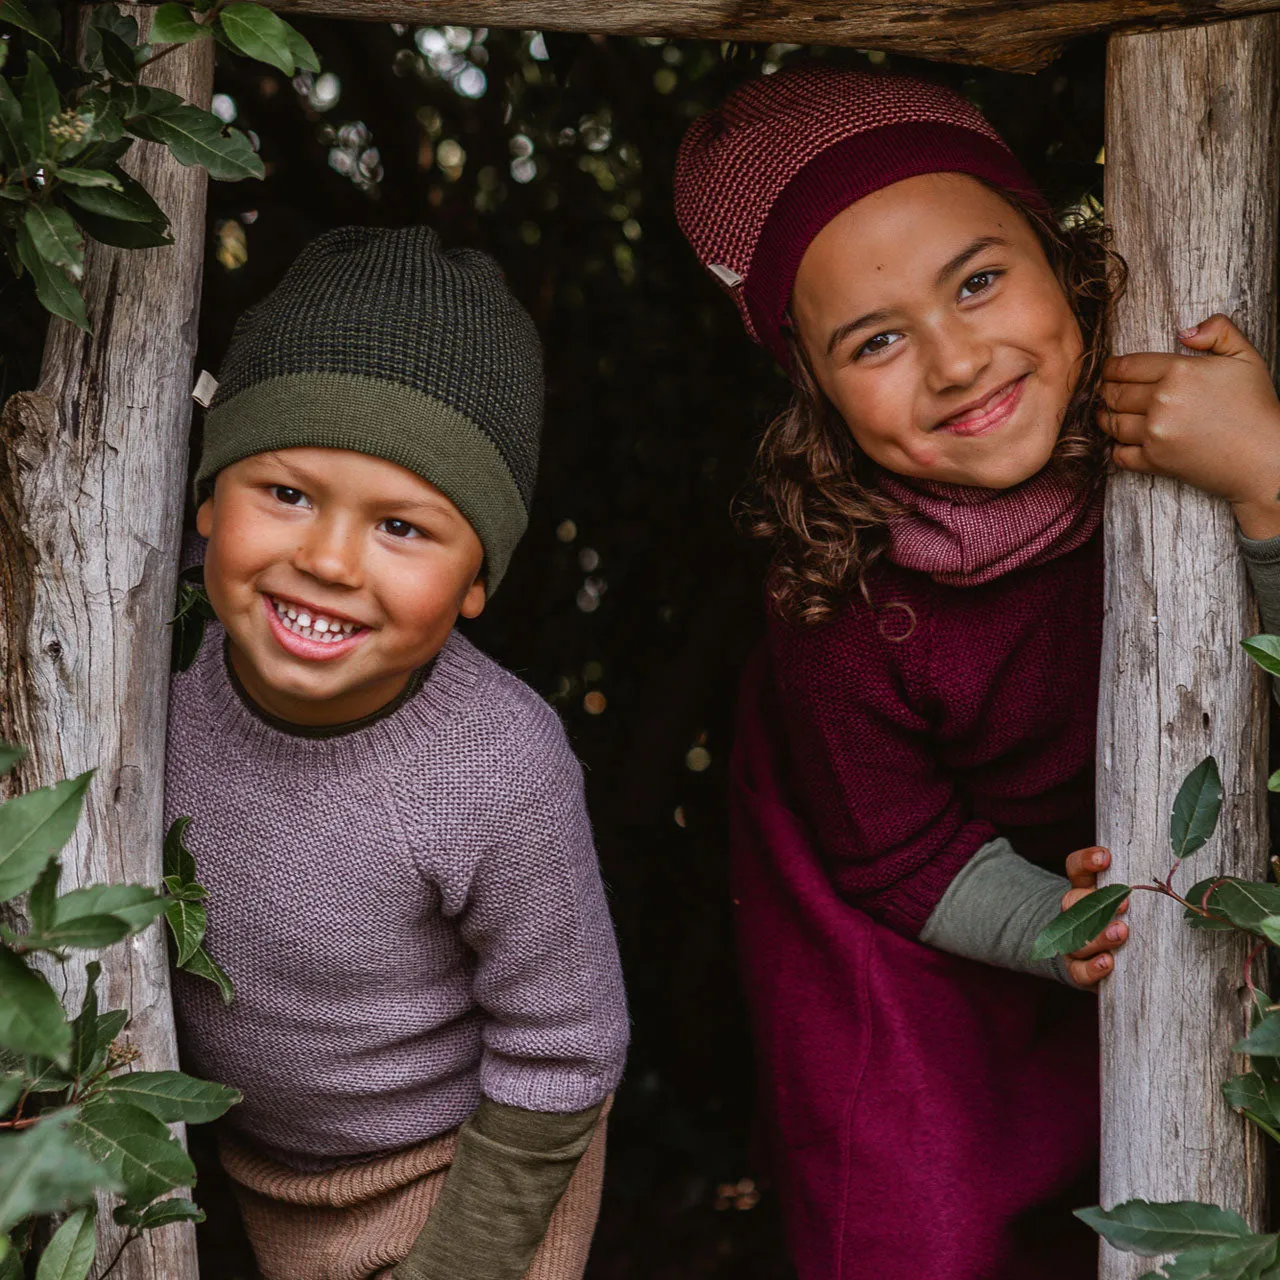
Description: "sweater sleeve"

(451, 701), (629, 1114)
(392, 1099), (603, 1280)
(1239, 529), (1280, 705)
(768, 598), (998, 936)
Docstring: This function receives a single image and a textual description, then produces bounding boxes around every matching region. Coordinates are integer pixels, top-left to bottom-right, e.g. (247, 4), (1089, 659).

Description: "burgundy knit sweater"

(767, 527), (1102, 937)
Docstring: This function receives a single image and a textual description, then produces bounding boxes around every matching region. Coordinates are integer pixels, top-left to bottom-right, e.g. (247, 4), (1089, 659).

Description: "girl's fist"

(1061, 845), (1129, 989)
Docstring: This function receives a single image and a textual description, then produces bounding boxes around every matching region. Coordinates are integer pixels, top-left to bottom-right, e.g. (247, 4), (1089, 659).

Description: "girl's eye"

(959, 270), (999, 299)
(856, 331), (902, 359)
(379, 518), (421, 539)
(271, 486), (310, 508)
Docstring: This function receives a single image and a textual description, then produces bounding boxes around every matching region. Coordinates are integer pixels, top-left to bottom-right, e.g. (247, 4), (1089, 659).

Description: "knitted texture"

(674, 64), (1044, 361)
(221, 1108), (608, 1280)
(876, 470), (1103, 586)
(197, 225), (544, 592)
(766, 530), (1102, 936)
(164, 626), (629, 1167)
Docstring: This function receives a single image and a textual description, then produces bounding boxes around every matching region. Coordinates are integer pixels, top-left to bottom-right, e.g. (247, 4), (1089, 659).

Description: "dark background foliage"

(2, 24), (1106, 1277)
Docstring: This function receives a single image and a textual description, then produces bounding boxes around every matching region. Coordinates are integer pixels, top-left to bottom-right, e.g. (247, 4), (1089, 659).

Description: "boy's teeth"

(271, 598), (360, 643)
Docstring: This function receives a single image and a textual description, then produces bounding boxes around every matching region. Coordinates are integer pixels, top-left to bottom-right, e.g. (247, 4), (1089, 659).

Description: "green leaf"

(84, 5), (140, 77)
(164, 897), (206, 966)
(96, 1070), (240, 1124)
(7, 915), (131, 952)
(128, 104), (263, 181)
(163, 817), (197, 885)
(1185, 877), (1240, 930)
(69, 1098), (195, 1207)
(1259, 916), (1280, 946)
(1029, 883), (1131, 962)
(1138, 1234), (1280, 1279)
(0, 1071), (23, 1115)
(1076, 1200), (1253, 1255)
(55, 884), (169, 934)
(58, 165), (163, 225)
(149, 3), (211, 44)
(26, 857), (59, 933)
(35, 1206), (96, 1280)
(1236, 1011), (1280, 1057)
(20, 53), (56, 159)
(219, 3), (295, 74)
(0, 77), (24, 170)
(69, 961), (101, 1079)
(54, 167), (123, 191)
(1270, 769), (1280, 794)
(0, 744), (24, 778)
(1223, 1072), (1280, 1143)
(71, 207), (172, 250)
(0, 946), (70, 1066)
(1170, 756), (1223, 860)
(24, 203), (84, 276)
(0, 770), (91, 902)
(99, 28), (140, 82)
(0, 1113), (113, 1233)
(181, 945), (233, 1005)
(22, 1056), (75, 1094)
(0, 0), (60, 51)
(14, 223), (89, 331)
(1243, 635), (1280, 678)
(113, 1195), (204, 1231)
(1197, 879), (1280, 937)
(280, 18), (320, 73)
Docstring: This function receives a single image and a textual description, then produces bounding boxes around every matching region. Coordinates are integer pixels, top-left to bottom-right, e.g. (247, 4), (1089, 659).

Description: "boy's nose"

(293, 522), (364, 588)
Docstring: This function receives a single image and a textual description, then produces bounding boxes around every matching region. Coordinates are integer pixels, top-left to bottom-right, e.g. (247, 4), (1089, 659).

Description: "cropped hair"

(737, 186), (1127, 626)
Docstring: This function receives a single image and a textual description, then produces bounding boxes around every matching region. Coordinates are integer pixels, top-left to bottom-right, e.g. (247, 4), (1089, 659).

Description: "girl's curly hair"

(737, 186), (1127, 626)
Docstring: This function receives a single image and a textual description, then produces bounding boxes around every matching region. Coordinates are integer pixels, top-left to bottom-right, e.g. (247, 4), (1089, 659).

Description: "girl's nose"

(292, 519), (364, 588)
(924, 323), (992, 395)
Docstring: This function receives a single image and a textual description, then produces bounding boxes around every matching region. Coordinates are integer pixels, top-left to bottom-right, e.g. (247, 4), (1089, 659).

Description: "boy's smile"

(197, 446), (486, 727)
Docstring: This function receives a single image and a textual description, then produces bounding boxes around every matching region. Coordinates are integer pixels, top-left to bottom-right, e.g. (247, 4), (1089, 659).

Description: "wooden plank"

(0, 10), (214, 1278)
(1097, 16), (1278, 1278)
(240, 0), (1280, 71)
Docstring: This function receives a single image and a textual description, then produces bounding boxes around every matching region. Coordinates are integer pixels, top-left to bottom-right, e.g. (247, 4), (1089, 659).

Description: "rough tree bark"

(239, 0), (1280, 72)
(0, 10), (214, 1278)
(1097, 16), (1279, 1278)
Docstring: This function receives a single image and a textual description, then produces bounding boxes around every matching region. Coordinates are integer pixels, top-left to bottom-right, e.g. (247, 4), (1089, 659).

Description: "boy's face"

(197, 447), (486, 727)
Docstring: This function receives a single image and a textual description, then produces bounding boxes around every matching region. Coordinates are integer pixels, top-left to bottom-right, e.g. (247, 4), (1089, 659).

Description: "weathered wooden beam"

(230, 0), (1280, 72)
(1097, 16), (1278, 1278)
(0, 9), (214, 1278)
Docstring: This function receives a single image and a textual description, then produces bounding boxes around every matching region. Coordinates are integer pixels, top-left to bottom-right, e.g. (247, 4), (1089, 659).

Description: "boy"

(165, 225), (630, 1280)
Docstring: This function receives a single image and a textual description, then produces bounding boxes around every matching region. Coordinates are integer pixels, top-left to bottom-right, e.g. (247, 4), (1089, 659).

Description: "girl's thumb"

(1177, 313), (1262, 363)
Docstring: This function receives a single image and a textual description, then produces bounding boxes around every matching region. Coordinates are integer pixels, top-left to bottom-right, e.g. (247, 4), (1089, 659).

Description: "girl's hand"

(1061, 846), (1129, 989)
(1099, 315), (1280, 539)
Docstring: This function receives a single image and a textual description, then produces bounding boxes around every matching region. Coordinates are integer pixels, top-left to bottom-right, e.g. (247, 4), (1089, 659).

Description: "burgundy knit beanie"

(674, 63), (1048, 364)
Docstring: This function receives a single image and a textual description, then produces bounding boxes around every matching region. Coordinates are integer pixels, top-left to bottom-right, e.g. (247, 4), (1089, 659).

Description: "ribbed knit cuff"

(1238, 527), (1280, 706)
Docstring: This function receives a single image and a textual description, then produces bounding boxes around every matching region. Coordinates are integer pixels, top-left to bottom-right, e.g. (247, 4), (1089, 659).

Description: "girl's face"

(790, 173), (1084, 489)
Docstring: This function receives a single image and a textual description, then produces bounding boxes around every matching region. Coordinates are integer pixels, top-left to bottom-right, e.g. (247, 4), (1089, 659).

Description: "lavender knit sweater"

(164, 625), (629, 1168)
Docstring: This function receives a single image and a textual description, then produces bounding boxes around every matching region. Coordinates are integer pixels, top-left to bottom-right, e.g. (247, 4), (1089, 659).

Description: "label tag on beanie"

(708, 263), (743, 288)
(192, 370), (218, 408)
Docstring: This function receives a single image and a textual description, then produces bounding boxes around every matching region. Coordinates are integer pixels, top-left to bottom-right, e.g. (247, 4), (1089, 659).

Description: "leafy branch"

(1029, 633), (1280, 1280)
(0, 742), (237, 1279)
(0, 0), (319, 331)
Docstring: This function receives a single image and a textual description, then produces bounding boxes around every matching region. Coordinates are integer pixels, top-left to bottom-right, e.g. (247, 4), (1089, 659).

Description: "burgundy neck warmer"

(875, 467), (1102, 587)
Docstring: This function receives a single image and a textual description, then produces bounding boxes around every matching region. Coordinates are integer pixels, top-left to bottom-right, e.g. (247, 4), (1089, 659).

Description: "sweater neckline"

(188, 622), (485, 773)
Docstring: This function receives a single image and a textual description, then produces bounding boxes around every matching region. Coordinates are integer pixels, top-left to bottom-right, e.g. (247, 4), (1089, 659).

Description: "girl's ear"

(195, 496), (215, 539)
(460, 574), (487, 620)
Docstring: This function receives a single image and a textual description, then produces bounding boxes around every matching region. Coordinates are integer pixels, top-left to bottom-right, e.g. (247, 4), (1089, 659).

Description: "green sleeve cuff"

(1238, 528), (1280, 706)
(919, 837), (1071, 985)
(392, 1098), (604, 1280)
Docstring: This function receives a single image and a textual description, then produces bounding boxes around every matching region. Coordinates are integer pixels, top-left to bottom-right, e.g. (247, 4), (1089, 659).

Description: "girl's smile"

(790, 172), (1084, 490)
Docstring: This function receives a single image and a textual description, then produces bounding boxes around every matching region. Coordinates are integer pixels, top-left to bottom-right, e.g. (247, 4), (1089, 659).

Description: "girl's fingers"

(1101, 380), (1154, 414)
(1104, 353), (1174, 384)
(1065, 845), (1109, 888)
(1111, 444), (1156, 474)
(1068, 952), (1115, 988)
(1178, 313), (1267, 366)
(1096, 410), (1146, 444)
(1069, 919), (1129, 962)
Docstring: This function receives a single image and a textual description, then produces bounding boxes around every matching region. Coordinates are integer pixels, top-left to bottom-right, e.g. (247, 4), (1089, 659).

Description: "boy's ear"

(459, 574), (486, 620)
(195, 495), (215, 539)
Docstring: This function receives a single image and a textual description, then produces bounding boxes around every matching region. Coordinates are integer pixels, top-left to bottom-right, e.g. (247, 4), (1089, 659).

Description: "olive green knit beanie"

(196, 224), (543, 594)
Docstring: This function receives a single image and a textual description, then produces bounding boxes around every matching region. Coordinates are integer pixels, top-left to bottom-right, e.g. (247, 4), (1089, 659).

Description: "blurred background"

(1, 25), (1107, 1277)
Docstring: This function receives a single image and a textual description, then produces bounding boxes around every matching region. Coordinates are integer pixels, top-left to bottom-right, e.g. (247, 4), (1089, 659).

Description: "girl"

(673, 63), (1280, 1280)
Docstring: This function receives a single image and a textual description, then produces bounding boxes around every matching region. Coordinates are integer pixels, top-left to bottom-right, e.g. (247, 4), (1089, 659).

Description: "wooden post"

(0, 10), (213, 1278)
(1098, 17), (1279, 1277)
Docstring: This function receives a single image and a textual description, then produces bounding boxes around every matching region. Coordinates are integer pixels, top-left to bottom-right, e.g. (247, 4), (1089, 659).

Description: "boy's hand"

(1100, 314), (1280, 540)
(1061, 846), (1129, 989)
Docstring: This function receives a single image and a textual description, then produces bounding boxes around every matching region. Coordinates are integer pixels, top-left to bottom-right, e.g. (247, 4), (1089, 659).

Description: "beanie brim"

(195, 372), (527, 595)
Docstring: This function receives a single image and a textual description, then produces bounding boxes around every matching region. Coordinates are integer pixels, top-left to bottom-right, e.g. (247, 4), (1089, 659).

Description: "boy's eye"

(379, 518), (420, 539)
(271, 486), (310, 507)
(959, 270), (999, 299)
(856, 331), (902, 359)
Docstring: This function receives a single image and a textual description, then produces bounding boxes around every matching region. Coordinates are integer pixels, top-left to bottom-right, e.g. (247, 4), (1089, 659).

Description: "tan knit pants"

(219, 1108), (609, 1280)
